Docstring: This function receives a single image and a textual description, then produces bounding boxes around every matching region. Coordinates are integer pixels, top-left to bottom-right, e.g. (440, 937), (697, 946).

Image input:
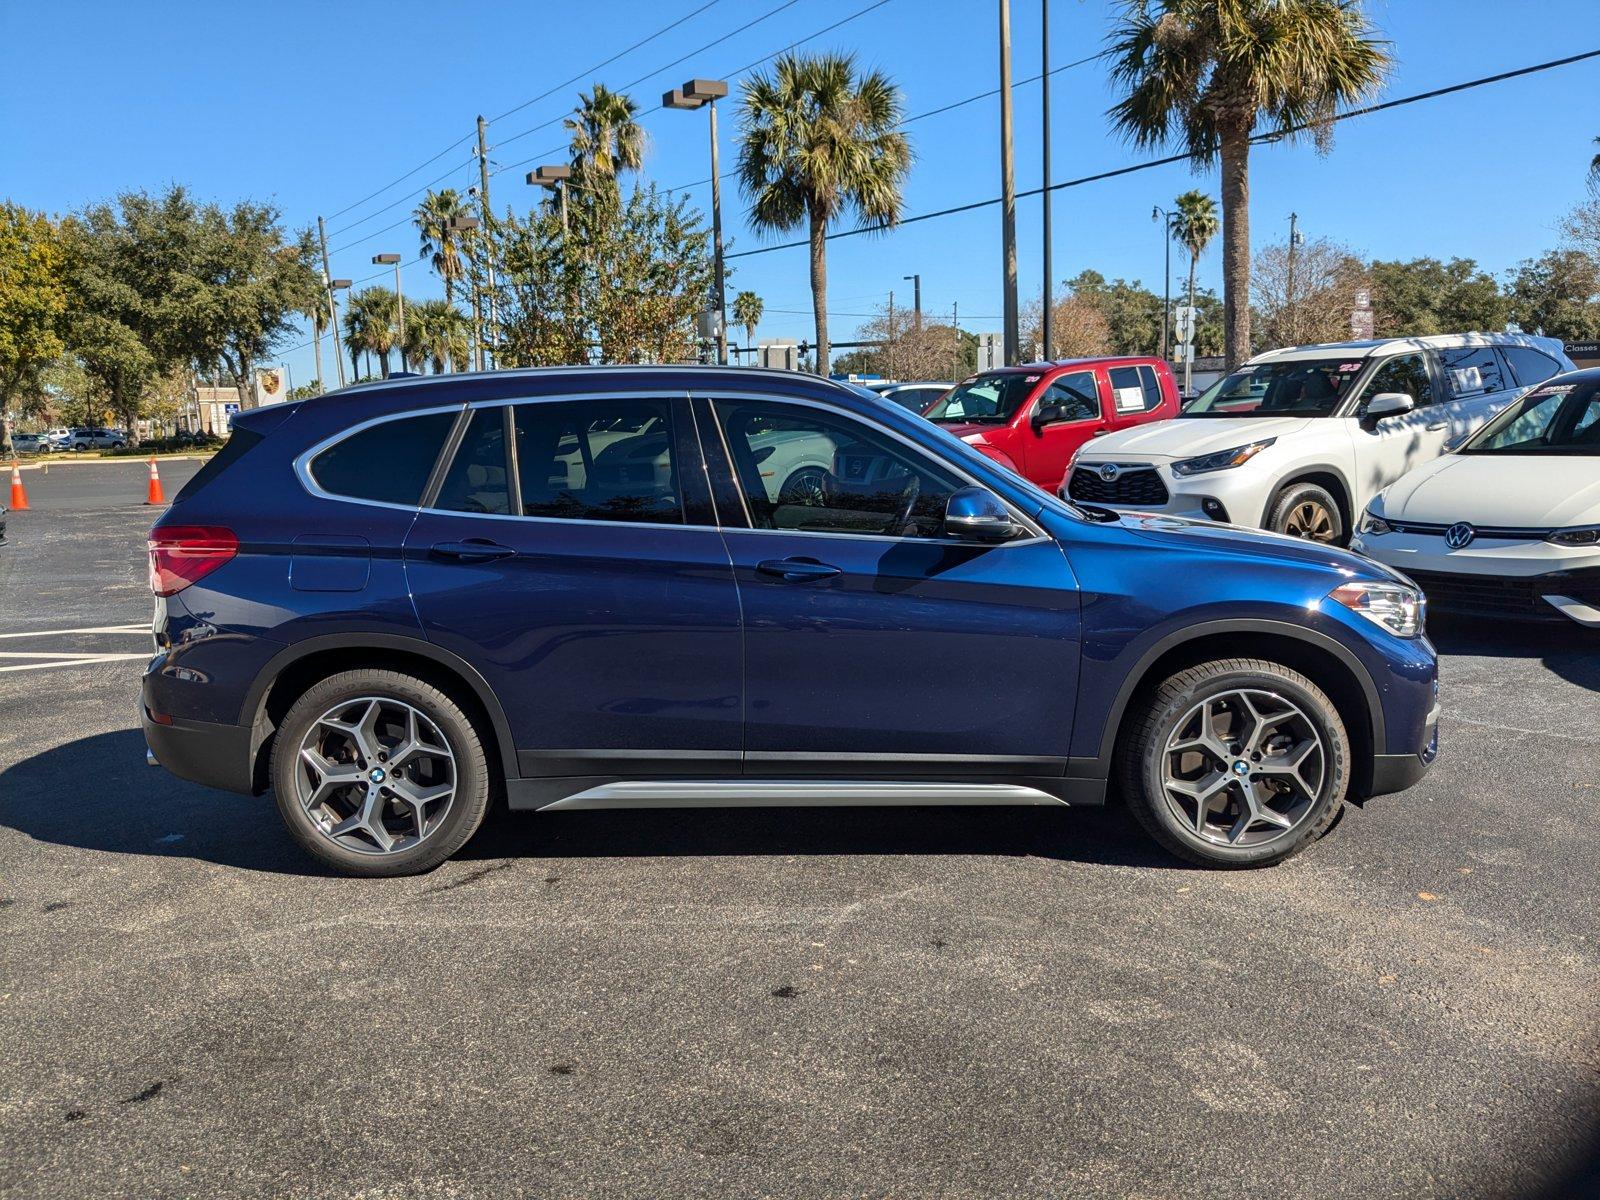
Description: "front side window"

(1501, 346), (1562, 388)
(1184, 358), (1362, 418)
(309, 410), (456, 506)
(1437, 346), (1510, 399)
(714, 400), (964, 539)
(514, 398), (681, 525)
(924, 373), (1040, 424)
(1040, 371), (1100, 422)
(1358, 354), (1433, 410)
(1462, 379), (1600, 455)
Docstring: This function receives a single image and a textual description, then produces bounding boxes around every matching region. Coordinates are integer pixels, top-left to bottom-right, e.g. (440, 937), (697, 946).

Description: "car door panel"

(1349, 351), (1449, 510)
(1019, 369), (1105, 488)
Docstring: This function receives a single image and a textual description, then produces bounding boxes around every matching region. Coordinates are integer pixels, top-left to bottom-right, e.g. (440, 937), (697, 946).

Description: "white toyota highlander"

(1063, 333), (1573, 544)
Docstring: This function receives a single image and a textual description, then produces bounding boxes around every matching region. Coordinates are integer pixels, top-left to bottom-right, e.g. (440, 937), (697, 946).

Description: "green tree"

(0, 204), (68, 429)
(405, 299), (471, 373)
(1366, 257), (1507, 337)
(1064, 270), (1163, 355)
(1107, 0), (1390, 367)
(1506, 249), (1600, 341)
(415, 189), (472, 305)
(737, 52), (912, 374)
(342, 287), (399, 378)
(565, 84), (647, 188)
(1170, 189), (1218, 372)
(732, 290), (763, 359)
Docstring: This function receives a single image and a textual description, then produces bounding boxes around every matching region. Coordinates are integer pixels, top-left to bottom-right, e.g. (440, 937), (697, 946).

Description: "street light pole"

(1040, 0), (1053, 362)
(328, 278), (352, 382)
(1152, 205), (1174, 360)
(373, 254), (404, 368)
(998, 0), (1019, 365)
(529, 165), (572, 234)
(317, 216), (345, 387)
(665, 79), (731, 365)
(901, 274), (922, 330)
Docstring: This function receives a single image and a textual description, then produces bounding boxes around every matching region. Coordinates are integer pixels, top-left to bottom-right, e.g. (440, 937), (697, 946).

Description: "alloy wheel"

(1283, 500), (1336, 542)
(1160, 688), (1327, 848)
(294, 696), (457, 857)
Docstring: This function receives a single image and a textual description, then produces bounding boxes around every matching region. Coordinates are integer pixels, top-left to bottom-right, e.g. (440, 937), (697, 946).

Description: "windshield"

(1184, 358), (1365, 418)
(925, 373), (1040, 424)
(1460, 378), (1600, 455)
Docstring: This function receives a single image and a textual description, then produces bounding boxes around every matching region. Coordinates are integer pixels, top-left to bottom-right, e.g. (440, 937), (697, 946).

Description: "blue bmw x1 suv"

(143, 366), (1439, 875)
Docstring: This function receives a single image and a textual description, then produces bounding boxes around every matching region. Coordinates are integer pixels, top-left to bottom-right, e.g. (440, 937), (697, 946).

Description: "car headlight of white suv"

(1170, 438), (1276, 477)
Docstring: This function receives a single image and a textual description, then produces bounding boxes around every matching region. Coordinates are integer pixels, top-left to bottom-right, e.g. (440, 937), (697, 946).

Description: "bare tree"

(1252, 236), (1371, 350)
(1022, 293), (1113, 360)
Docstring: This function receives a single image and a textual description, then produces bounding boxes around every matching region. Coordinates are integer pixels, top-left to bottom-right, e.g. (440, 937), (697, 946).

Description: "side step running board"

(535, 780), (1070, 811)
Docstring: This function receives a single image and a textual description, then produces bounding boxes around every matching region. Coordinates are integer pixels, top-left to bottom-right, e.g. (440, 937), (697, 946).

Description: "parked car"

(860, 380), (954, 413)
(1065, 333), (1572, 544)
(924, 357), (1181, 490)
(69, 426), (127, 450)
(43, 427), (73, 450)
(9, 432), (52, 454)
(143, 366), (1438, 877)
(1353, 367), (1600, 626)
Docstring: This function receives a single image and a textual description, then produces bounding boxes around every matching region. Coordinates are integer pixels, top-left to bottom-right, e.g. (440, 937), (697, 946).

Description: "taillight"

(148, 526), (238, 596)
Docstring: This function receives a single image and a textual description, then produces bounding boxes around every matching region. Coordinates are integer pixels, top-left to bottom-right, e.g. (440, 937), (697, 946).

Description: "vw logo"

(1098, 463), (1121, 482)
(1444, 522), (1476, 550)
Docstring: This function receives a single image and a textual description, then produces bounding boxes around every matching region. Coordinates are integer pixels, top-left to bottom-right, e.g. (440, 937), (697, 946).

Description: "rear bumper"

(142, 696), (256, 795)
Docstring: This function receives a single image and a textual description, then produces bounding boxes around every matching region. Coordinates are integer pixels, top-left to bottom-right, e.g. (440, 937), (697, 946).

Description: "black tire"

(1266, 481), (1345, 545)
(270, 668), (493, 877)
(779, 465), (827, 507)
(1115, 658), (1350, 869)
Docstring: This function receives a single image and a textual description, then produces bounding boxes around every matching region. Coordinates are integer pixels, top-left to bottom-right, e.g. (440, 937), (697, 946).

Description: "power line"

(325, 155), (479, 241)
(726, 47), (1600, 261)
(324, 135), (474, 224)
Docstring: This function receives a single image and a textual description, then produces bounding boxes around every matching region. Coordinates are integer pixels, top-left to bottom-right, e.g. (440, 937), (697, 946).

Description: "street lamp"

(901, 274), (922, 331)
(327, 278), (352, 386)
(372, 254), (404, 366)
(446, 216), (484, 370)
(527, 164), (572, 233)
(1152, 205), (1177, 361)
(664, 77), (730, 365)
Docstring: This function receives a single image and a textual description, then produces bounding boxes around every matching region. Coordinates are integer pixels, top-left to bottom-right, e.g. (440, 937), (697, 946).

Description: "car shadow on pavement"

(1427, 614), (1600, 693)
(0, 729), (1183, 874)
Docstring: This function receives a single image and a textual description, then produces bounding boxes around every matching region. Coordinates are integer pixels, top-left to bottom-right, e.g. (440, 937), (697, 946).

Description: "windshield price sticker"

(1338, 362), (1363, 373)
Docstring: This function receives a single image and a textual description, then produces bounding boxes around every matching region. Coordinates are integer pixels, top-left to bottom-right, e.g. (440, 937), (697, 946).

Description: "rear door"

(403, 395), (744, 779)
(1436, 344), (1520, 441)
(698, 392), (1081, 774)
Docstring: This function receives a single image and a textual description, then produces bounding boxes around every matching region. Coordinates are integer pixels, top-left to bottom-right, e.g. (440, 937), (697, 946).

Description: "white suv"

(1064, 333), (1573, 544)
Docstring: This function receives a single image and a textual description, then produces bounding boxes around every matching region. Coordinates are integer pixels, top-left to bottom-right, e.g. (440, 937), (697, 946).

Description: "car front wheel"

(270, 668), (493, 876)
(1116, 658), (1350, 868)
(1267, 482), (1344, 544)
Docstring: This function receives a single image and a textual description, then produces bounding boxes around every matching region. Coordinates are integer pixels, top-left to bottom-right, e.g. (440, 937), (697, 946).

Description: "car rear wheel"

(270, 668), (492, 876)
(1115, 658), (1350, 868)
(779, 465), (827, 507)
(1267, 482), (1344, 544)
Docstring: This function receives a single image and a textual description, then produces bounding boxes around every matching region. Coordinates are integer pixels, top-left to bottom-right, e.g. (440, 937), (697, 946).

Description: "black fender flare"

(242, 632), (520, 782)
(1084, 618), (1386, 778)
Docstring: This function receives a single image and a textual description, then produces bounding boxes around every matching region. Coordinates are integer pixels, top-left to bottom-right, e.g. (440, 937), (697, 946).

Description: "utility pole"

(887, 290), (896, 380)
(1153, 205), (1173, 360)
(476, 115), (497, 370)
(317, 216), (345, 388)
(951, 301), (960, 382)
(1040, 0), (1053, 362)
(1285, 212), (1301, 341)
(998, 0), (1019, 366)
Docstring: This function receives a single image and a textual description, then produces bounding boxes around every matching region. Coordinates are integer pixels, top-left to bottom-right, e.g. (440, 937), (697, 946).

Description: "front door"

(1016, 368), (1106, 490)
(1349, 351), (1450, 511)
(699, 395), (1082, 777)
(404, 396), (744, 779)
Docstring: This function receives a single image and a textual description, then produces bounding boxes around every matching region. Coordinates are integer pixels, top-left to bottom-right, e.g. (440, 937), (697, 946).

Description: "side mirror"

(1031, 401), (1063, 433)
(944, 487), (1021, 543)
(1363, 392), (1414, 422)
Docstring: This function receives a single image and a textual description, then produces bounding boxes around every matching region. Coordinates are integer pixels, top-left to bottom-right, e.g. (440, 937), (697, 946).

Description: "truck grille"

(1068, 465), (1169, 506)
(1403, 568), (1600, 619)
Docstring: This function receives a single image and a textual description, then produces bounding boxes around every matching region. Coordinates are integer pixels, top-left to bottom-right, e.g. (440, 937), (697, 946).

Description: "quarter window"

(1361, 354), (1432, 409)
(1501, 346), (1562, 388)
(435, 406), (511, 515)
(1437, 346), (1510, 399)
(513, 398), (682, 525)
(1107, 365), (1165, 413)
(713, 400), (965, 539)
(309, 411), (456, 506)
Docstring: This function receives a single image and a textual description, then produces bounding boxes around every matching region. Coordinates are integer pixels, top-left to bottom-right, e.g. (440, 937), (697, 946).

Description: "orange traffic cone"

(8, 461), (27, 511)
(144, 456), (165, 505)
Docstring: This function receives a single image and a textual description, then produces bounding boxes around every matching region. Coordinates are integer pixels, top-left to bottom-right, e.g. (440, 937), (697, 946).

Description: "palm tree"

(1170, 190), (1218, 391)
(1590, 135), (1600, 180)
(405, 300), (471, 373)
(1107, 0), (1389, 367)
(565, 84), (647, 185)
(342, 287), (399, 378)
(737, 53), (911, 374)
(732, 290), (763, 361)
(415, 189), (471, 305)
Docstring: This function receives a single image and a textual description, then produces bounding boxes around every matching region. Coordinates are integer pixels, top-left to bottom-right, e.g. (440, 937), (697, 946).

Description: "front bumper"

(1353, 531), (1600, 625)
(1065, 459), (1275, 527)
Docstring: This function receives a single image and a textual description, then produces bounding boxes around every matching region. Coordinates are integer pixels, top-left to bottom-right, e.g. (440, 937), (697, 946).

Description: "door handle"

(429, 539), (516, 563)
(756, 557), (842, 583)
(1091, 429), (1111, 437)
(1425, 422), (1448, 431)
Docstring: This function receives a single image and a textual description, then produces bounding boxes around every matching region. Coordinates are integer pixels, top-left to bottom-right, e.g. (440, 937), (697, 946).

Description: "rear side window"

(1501, 346), (1562, 388)
(172, 428), (264, 503)
(309, 411), (456, 506)
(514, 398), (682, 524)
(1437, 346), (1510, 399)
(1108, 365), (1164, 413)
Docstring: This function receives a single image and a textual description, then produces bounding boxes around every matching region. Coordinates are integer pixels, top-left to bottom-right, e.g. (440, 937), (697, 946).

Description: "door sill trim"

(532, 779), (1071, 811)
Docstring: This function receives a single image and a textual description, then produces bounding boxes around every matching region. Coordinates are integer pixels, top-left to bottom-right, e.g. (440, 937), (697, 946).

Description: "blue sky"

(3, 0), (1597, 388)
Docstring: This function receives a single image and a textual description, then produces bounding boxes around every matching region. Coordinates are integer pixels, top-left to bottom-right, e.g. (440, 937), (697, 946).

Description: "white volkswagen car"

(1352, 368), (1600, 627)
(1064, 333), (1572, 544)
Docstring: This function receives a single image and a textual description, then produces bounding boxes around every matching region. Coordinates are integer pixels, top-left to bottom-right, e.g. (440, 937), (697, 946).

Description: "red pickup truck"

(923, 356), (1181, 490)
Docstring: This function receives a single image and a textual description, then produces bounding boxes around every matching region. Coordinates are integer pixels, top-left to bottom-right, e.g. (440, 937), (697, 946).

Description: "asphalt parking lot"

(1, 458), (1596, 1199)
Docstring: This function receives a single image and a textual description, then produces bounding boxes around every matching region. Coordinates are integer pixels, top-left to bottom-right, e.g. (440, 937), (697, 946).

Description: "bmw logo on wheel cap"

(1098, 463), (1121, 482)
(1444, 522), (1476, 550)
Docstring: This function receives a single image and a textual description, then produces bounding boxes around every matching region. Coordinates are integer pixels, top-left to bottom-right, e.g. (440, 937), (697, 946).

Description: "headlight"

(1356, 507), (1392, 536)
(1328, 580), (1424, 638)
(1170, 438), (1276, 476)
(1546, 525), (1600, 546)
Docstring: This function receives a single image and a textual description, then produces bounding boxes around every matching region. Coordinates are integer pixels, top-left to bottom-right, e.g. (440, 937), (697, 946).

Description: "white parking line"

(0, 655), (151, 674)
(0, 624), (149, 639)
